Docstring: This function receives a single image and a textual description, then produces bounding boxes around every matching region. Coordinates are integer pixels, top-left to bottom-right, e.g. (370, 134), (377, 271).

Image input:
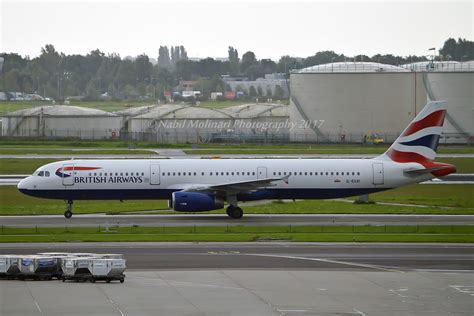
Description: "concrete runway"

(2, 213), (474, 227)
(1, 243), (473, 315)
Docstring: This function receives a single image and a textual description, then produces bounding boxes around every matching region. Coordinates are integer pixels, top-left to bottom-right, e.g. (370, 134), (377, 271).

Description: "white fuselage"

(18, 158), (430, 202)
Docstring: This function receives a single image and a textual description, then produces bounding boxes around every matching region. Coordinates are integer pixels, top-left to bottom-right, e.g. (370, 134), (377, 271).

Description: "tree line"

(0, 38), (472, 101)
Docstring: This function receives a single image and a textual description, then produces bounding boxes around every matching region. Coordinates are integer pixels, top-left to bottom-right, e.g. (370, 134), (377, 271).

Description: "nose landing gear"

(64, 200), (73, 218)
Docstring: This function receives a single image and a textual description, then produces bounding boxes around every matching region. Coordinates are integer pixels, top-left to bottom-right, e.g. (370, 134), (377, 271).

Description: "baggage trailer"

(0, 255), (21, 279)
(90, 259), (126, 283)
(61, 257), (94, 282)
(18, 256), (61, 280)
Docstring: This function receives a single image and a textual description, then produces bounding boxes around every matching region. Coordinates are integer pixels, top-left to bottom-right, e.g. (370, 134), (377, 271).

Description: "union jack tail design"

(380, 101), (456, 177)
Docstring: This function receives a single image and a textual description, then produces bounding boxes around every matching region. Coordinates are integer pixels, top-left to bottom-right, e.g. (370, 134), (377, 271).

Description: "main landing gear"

(226, 205), (243, 219)
(64, 200), (73, 218)
(226, 195), (243, 219)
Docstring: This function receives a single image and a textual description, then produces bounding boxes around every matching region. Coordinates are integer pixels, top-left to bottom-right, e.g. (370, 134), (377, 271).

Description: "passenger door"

(61, 163), (75, 186)
(257, 166), (267, 179)
(150, 164), (161, 185)
(372, 163), (384, 185)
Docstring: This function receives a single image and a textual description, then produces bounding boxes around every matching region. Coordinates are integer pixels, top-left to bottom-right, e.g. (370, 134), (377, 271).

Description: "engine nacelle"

(171, 191), (224, 212)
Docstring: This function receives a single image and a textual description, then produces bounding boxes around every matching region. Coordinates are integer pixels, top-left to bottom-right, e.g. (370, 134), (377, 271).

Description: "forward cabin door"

(257, 166), (267, 179)
(372, 163), (384, 185)
(61, 163), (75, 186)
(150, 164), (161, 185)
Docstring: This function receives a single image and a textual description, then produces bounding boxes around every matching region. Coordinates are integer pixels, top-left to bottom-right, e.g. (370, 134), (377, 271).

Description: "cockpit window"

(38, 171), (45, 177)
(45, 171), (50, 177)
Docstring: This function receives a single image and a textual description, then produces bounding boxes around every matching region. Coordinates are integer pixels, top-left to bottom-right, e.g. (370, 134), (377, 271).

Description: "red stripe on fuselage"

(62, 166), (101, 171)
(402, 110), (446, 136)
(386, 149), (456, 177)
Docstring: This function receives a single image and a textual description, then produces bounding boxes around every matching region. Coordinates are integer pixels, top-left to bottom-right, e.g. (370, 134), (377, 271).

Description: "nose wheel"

(64, 200), (73, 218)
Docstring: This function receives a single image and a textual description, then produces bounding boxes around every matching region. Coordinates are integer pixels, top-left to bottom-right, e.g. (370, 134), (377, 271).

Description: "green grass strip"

(0, 225), (472, 243)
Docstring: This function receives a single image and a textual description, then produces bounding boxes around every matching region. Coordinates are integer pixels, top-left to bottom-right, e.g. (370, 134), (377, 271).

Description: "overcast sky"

(1, 0), (472, 60)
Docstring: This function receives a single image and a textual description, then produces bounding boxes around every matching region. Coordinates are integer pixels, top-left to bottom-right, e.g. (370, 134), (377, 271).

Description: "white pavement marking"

(165, 279), (245, 291)
(389, 289), (410, 298)
(245, 253), (404, 273)
(353, 308), (366, 316)
(449, 285), (474, 296)
(97, 285), (125, 316)
(34, 301), (42, 314)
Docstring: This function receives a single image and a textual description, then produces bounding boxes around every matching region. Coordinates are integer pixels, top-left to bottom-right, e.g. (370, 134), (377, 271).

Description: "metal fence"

(1, 129), (471, 145)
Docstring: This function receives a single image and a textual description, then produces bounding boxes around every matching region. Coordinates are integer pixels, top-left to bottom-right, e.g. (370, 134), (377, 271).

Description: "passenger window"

(173, 172), (176, 176)
(357, 172), (360, 176)
(94, 173), (97, 176)
(252, 172), (255, 176)
(331, 172), (334, 176)
(194, 172), (197, 176)
(141, 172), (144, 176)
(352, 172), (355, 175)
(162, 172), (165, 176)
(299, 172), (302, 175)
(278, 172), (281, 176)
(226, 172), (229, 176)
(202, 172), (204, 176)
(231, 172), (234, 176)
(336, 172), (339, 176)
(178, 172), (181, 176)
(210, 172), (213, 176)
(304, 172), (307, 176)
(310, 172), (312, 176)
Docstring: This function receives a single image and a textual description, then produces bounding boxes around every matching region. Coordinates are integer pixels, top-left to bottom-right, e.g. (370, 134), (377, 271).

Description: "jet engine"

(171, 191), (224, 212)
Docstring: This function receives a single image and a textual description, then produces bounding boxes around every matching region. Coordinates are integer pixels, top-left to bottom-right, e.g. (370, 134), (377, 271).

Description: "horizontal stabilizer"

(404, 165), (453, 175)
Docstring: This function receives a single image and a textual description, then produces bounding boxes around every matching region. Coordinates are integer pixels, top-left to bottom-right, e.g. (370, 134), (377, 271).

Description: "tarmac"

(0, 243), (473, 316)
(1, 214), (474, 227)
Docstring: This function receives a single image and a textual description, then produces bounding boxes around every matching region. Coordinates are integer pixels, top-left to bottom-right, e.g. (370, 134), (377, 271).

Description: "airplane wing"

(182, 175), (290, 195)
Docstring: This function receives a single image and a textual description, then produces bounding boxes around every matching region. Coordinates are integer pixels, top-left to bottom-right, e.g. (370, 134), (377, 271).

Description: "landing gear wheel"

(226, 206), (243, 219)
(64, 200), (73, 218)
(226, 206), (234, 217)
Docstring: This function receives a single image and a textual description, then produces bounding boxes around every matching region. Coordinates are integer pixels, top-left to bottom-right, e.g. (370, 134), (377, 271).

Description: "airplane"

(17, 101), (456, 219)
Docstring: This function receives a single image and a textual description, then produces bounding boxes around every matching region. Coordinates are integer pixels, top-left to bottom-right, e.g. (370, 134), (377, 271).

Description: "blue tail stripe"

(400, 134), (440, 151)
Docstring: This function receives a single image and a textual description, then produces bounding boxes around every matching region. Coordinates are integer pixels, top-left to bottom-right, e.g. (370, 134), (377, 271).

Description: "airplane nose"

(17, 177), (29, 192)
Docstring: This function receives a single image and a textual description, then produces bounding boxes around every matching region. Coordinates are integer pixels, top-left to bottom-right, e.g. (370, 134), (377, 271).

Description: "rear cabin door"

(61, 163), (75, 186)
(150, 164), (161, 185)
(257, 166), (267, 179)
(372, 163), (384, 185)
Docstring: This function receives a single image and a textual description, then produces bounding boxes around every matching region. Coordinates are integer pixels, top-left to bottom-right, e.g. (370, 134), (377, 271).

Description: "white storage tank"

(290, 62), (427, 143)
(404, 61), (474, 143)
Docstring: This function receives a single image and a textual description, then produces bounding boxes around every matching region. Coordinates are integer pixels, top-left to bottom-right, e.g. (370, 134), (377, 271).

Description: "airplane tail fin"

(378, 100), (456, 177)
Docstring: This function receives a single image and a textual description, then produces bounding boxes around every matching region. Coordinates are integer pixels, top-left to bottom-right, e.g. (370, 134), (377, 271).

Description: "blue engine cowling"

(171, 191), (224, 212)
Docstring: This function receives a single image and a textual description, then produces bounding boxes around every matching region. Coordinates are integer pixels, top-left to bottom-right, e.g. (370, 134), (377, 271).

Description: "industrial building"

(222, 103), (289, 133)
(124, 103), (290, 143)
(1, 105), (121, 139)
(223, 73), (290, 99)
(127, 104), (234, 143)
(289, 61), (473, 143)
